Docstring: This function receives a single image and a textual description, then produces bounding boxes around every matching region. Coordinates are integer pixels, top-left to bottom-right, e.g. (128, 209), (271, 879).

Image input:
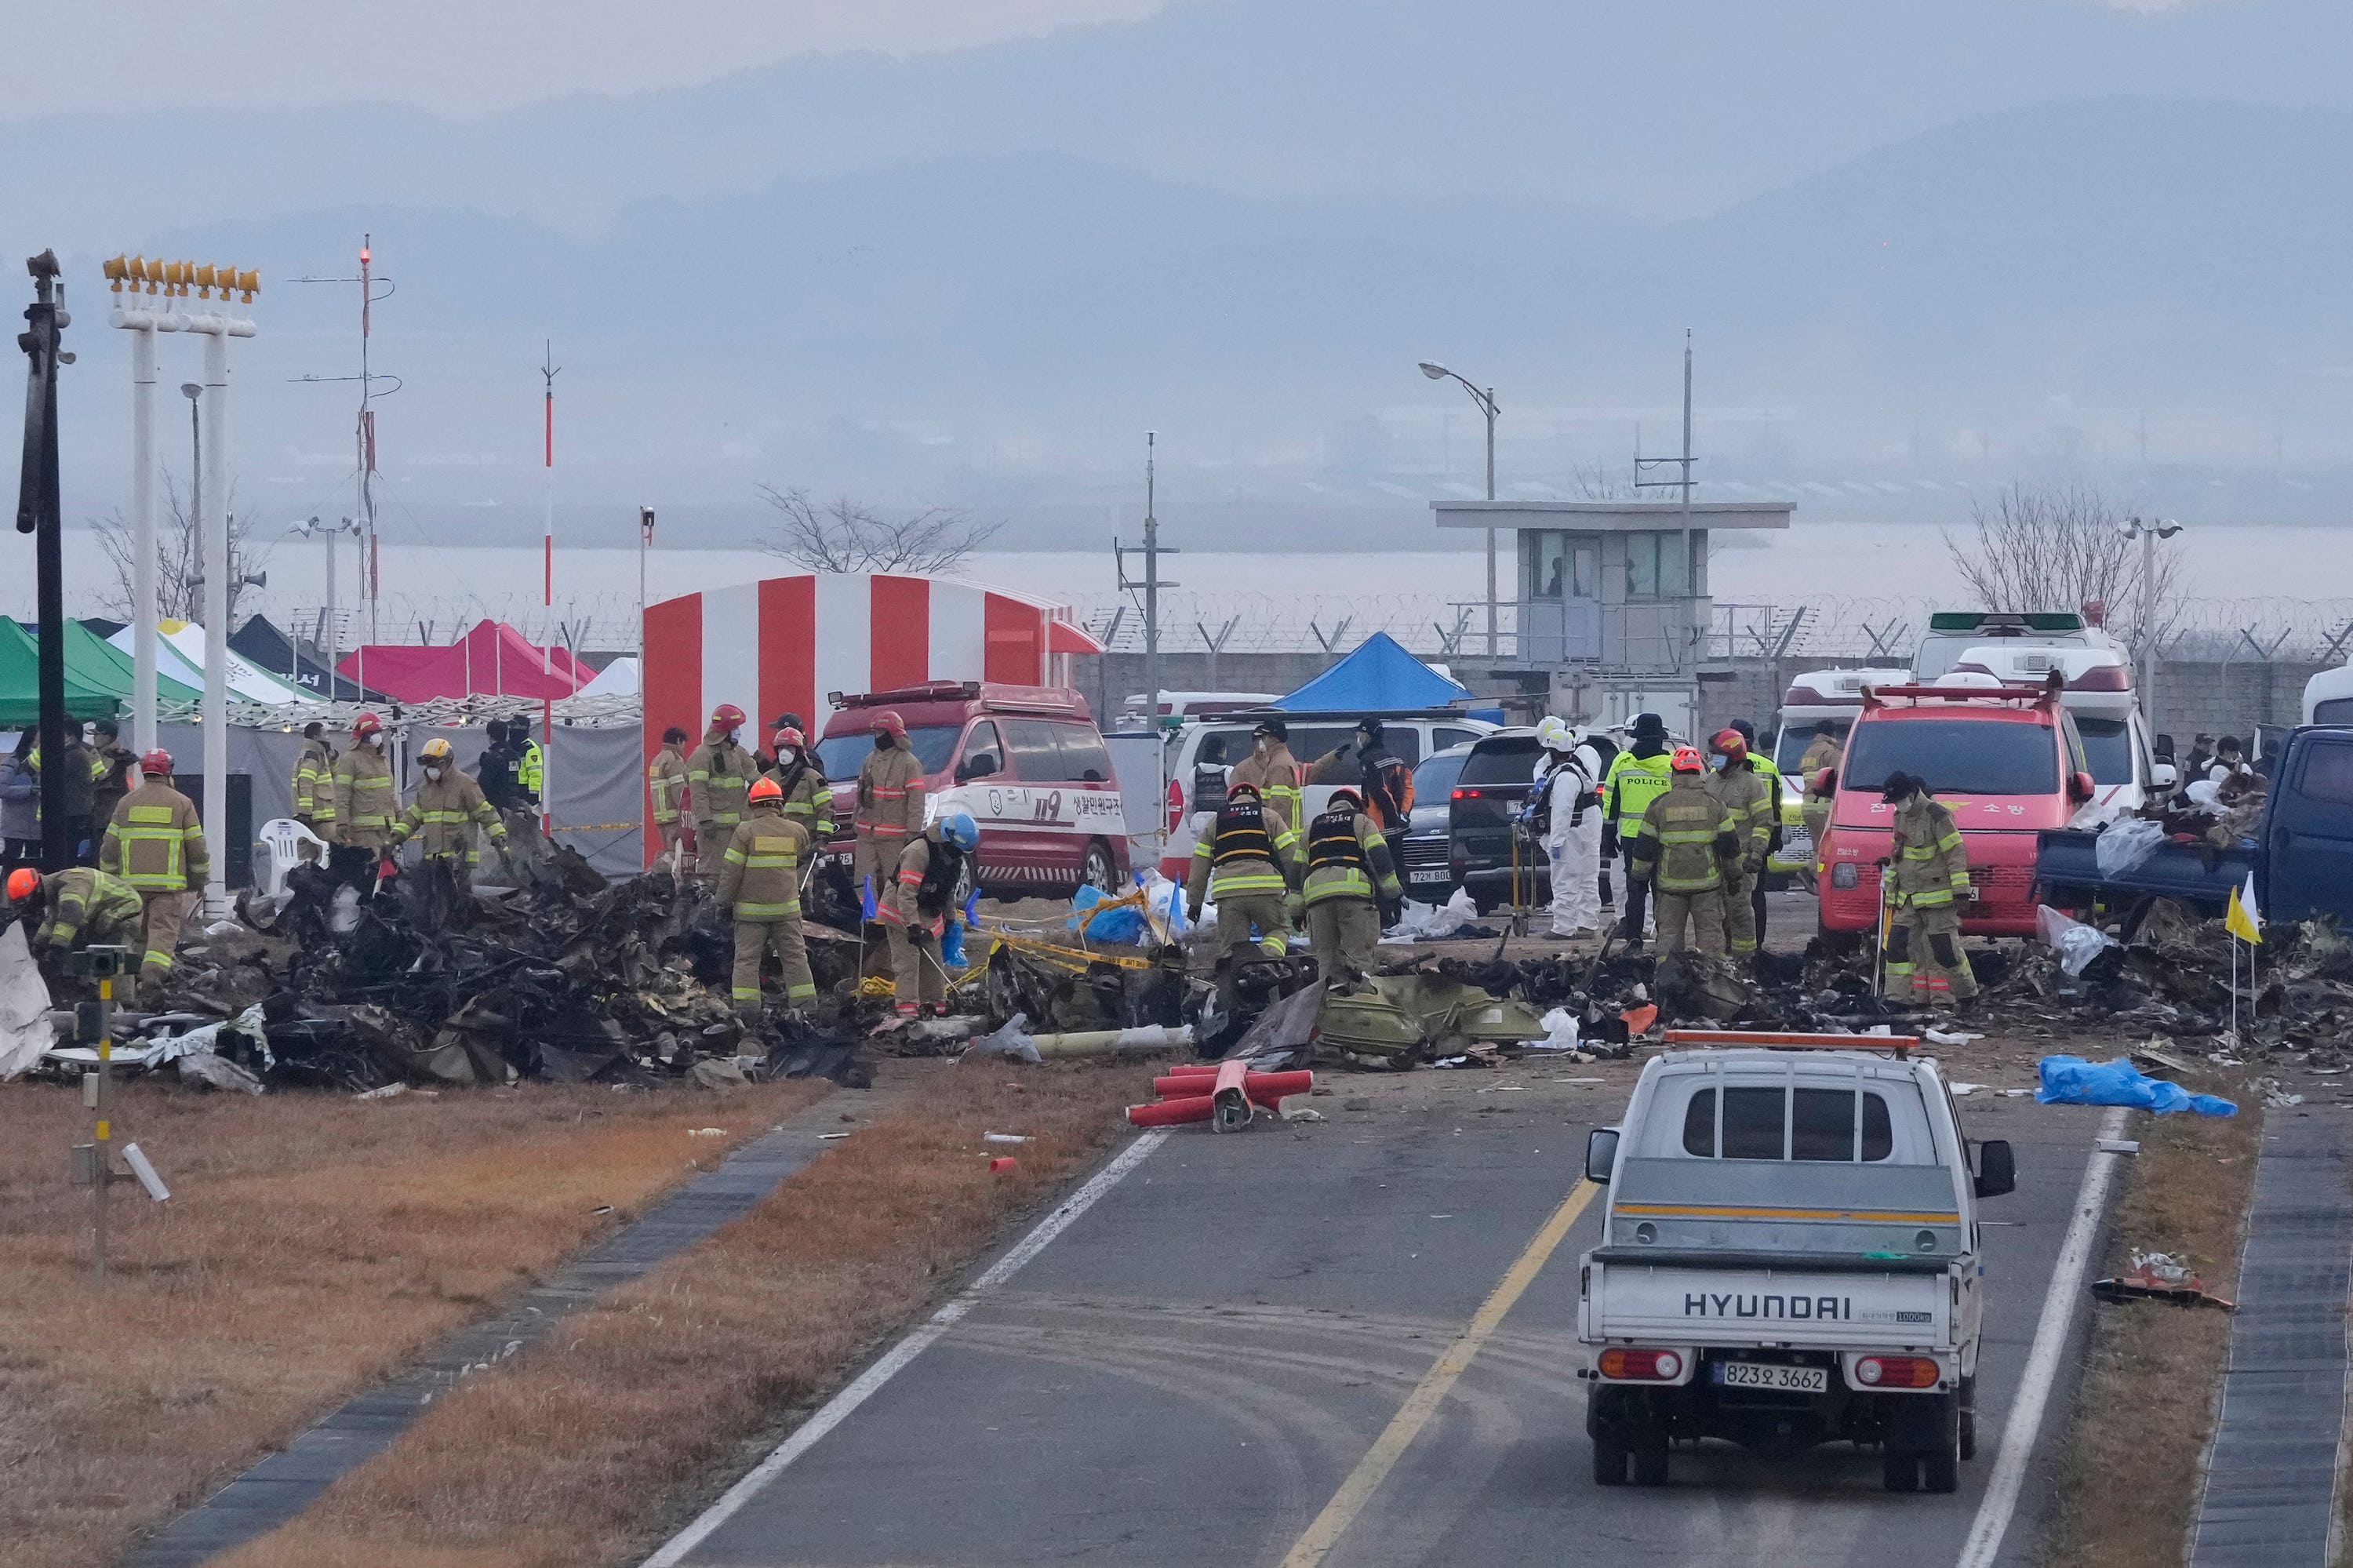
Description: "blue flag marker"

(860, 875), (877, 921)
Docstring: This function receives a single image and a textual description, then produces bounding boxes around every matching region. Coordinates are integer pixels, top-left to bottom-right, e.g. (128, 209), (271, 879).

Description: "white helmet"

(1535, 715), (1576, 752)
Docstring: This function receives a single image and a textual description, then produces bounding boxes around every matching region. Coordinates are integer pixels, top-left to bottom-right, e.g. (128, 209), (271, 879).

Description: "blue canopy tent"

(1275, 631), (1475, 711)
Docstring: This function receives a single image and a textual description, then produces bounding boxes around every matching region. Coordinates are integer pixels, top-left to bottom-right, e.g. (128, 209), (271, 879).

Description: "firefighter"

(854, 709), (927, 902)
(387, 737), (507, 886)
(88, 719), (137, 835)
(766, 726), (835, 840)
(1797, 722), (1842, 871)
(1296, 785), (1401, 980)
(1624, 745), (1740, 957)
(8, 864), (147, 997)
(1532, 716), (1607, 937)
(1705, 728), (1776, 961)
(1881, 772), (1978, 1009)
(686, 704), (760, 879)
(1601, 713), (1676, 949)
(1184, 779), (1299, 988)
(332, 711), (401, 886)
(647, 726), (691, 872)
(290, 721), (338, 847)
(1307, 717), (1414, 839)
(716, 775), (816, 1019)
(98, 748), (209, 999)
(1228, 717), (1305, 831)
(878, 808), (977, 1019)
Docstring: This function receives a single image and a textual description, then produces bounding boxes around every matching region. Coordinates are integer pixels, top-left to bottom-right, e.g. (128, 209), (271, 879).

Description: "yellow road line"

(1278, 1181), (1598, 1568)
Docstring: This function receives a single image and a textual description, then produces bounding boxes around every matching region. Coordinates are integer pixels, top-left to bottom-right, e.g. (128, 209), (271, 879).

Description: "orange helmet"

(5, 868), (38, 902)
(772, 726), (805, 751)
(711, 703), (746, 729)
(871, 710), (907, 738)
(747, 776), (783, 803)
(1669, 745), (1705, 773)
(1709, 728), (1747, 761)
(351, 711), (384, 740)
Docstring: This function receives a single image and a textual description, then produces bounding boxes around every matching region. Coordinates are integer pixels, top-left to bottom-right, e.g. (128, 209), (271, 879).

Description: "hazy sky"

(6, 0), (1168, 120)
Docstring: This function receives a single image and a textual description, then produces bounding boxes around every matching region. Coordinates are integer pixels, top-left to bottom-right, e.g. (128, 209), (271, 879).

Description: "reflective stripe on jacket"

(1704, 765), (1776, 866)
(1186, 799), (1299, 905)
(856, 741), (927, 840)
(878, 834), (949, 935)
(518, 740), (543, 795)
(1889, 798), (1970, 908)
(1302, 806), (1401, 906)
(1626, 774), (1736, 893)
(715, 801), (810, 922)
(769, 759), (835, 837)
(1604, 749), (1676, 830)
(686, 731), (761, 831)
(1227, 748), (1304, 830)
(293, 738), (339, 824)
(40, 866), (144, 948)
(648, 749), (688, 825)
(100, 780), (209, 892)
(391, 770), (506, 864)
(333, 744), (401, 847)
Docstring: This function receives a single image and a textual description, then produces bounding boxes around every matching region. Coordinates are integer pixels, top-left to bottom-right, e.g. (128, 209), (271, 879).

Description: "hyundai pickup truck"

(1578, 1046), (2016, 1493)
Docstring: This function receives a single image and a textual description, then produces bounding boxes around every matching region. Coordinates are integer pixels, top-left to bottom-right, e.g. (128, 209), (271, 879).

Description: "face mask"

(875, 733), (893, 751)
(778, 748), (799, 766)
(1253, 735), (1273, 755)
(425, 765), (445, 781)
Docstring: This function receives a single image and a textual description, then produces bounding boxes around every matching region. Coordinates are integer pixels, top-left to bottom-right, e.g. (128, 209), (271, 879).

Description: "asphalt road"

(658, 1064), (2115, 1568)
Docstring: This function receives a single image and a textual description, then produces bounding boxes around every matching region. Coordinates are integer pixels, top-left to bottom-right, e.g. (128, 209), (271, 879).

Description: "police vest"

(1609, 751), (1675, 827)
(1307, 809), (1367, 873)
(1212, 798), (1275, 867)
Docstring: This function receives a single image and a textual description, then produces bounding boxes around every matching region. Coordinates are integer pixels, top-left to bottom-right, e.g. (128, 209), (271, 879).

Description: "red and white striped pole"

(539, 340), (558, 835)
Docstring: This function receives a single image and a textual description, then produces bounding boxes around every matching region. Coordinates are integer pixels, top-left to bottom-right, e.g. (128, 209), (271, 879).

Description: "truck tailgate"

(1583, 1254), (1958, 1352)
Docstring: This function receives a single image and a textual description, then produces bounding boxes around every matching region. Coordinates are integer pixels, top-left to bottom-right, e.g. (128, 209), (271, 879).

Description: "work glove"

(1743, 853), (1765, 876)
(1185, 899), (1203, 924)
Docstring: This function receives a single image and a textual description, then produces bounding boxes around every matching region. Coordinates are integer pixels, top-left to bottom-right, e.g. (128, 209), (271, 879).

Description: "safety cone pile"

(1126, 1059), (1315, 1132)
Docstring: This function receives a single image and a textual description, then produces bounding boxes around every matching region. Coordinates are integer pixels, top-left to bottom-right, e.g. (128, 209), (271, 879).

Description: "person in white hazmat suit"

(1533, 716), (1607, 937)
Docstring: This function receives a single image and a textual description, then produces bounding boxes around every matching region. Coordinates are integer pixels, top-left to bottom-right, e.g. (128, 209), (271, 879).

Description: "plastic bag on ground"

(1067, 883), (1147, 945)
(1529, 1007), (1583, 1052)
(2094, 817), (2168, 879)
(1138, 872), (1187, 945)
(0, 922), (56, 1080)
(2035, 1054), (2237, 1116)
(2035, 904), (2119, 977)
(1382, 887), (1478, 944)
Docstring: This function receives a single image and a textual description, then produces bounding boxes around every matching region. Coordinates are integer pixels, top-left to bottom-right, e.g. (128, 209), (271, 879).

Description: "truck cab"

(1579, 1046), (2014, 1493)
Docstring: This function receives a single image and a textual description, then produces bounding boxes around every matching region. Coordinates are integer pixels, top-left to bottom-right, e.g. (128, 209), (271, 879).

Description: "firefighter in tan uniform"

(7, 866), (147, 988)
(1296, 786), (1402, 980)
(715, 776), (816, 1019)
(876, 809), (976, 1019)
(290, 722), (338, 848)
(387, 737), (507, 886)
(1704, 729), (1777, 961)
(1624, 746), (1740, 956)
(1881, 772), (1977, 1008)
(1184, 780), (1299, 988)
(647, 726), (690, 871)
(98, 748), (209, 999)
(765, 726), (835, 841)
(854, 709), (928, 899)
(686, 704), (760, 879)
(1798, 724), (1843, 872)
(1227, 717), (1306, 831)
(332, 711), (401, 885)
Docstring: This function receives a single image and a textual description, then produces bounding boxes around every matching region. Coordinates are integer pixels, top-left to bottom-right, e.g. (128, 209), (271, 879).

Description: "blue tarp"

(1275, 632), (1473, 712)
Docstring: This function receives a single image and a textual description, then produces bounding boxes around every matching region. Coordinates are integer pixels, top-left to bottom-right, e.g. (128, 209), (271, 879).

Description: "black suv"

(1449, 730), (1548, 913)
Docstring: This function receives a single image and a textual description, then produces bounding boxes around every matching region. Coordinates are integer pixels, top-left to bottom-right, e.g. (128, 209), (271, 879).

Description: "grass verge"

(2044, 1075), (2264, 1568)
(0, 1077), (827, 1568)
(214, 1058), (1154, 1568)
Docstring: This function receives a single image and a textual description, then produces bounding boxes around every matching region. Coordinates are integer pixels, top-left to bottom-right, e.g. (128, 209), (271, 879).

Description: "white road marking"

(1955, 1107), (2129, 1568)
(639, 1129), (1172, 1568)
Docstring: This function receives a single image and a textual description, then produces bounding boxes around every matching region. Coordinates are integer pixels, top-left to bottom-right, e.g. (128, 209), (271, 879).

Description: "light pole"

(1420, 361), (1501, 657)
(181, 382), (204, 607)
(2123, 516), (2183, 733)
(638, 505), (656, 669)
(289, 515), (358, 697)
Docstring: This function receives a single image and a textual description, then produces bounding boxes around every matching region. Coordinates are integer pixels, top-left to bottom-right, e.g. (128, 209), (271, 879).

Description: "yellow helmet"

(419, 737), (455, 764)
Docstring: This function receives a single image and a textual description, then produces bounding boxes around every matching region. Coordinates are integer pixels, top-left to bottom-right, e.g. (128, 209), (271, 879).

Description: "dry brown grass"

(2045, 1075), (2264, 1568)
(0, 1076), (827, 1568)
(216, 1059), (1155, 1568)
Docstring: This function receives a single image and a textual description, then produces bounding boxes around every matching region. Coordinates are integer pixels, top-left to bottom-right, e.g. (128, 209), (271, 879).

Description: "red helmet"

(871, 710), (907, 739)
(351, 711), (384, 739)
(5, 868), (38, 902)
(140, 748), (173, 775)
(1709, 728), (1747, 761)
(772, 726), (805, 751)
(1669, 745), (1705, 774)
(1228, 779), (1262, 799)
(711, 703), (746, 729)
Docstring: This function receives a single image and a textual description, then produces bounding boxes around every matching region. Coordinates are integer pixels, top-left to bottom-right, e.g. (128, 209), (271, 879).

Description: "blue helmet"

(936, 809), (979, 852)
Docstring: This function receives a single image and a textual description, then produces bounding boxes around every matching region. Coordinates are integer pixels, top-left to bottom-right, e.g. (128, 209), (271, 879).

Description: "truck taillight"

(1853, 1355), (1939, 1388)
(2068, 664), (2130, 691)
(1166, 777), (1184, 833)
(1598, 1348), (1682, 1381)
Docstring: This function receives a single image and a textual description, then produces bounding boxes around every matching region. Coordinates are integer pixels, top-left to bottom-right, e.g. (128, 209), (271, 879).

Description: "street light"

(1419, 361), (1501, 657)
(181, 384), (204, 618)
(289, 515), (361, 696)
(2123, 515), (2184, 730)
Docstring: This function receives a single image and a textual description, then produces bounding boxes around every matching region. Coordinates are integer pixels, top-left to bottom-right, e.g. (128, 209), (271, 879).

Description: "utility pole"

(639, 505), (656, 668)
(16, 250), (71, 871)
(1635, 331), (1701, 613)
(1115, 433), (1180, 724)
(293, 237), (388, 694)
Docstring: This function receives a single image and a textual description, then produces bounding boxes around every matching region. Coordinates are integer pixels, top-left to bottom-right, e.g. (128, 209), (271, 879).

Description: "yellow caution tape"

(976, 927), (1157, 973)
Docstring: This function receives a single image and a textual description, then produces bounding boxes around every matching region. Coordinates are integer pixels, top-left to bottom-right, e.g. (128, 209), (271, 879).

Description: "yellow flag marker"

(2224, 873), (2263, 946)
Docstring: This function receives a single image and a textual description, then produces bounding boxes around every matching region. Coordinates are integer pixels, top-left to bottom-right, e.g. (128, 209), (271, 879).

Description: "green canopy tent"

(66, 619), (202, 710)
(0, 618), (126, 727)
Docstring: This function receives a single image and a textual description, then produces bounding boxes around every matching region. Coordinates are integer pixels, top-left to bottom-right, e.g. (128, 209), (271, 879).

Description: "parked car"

(1157, 709), (1497, 879)
(816, 681), (1129, 900)
(1816, 680), (2094, 938)
(1397, 742), (1475, 900)
(1449, 729), (1549, 914)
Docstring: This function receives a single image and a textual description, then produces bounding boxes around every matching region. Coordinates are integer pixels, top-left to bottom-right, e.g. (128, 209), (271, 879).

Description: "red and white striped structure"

(642, 571), (1103, 791)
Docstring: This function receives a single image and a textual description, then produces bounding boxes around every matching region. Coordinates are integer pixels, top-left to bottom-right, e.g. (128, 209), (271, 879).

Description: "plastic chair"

(254, 817), (331, 897)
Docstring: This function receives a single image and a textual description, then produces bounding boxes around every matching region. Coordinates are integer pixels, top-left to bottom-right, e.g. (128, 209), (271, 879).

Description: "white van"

(2304, 665), (2353, 727)
(1945, 644), (2175, 810)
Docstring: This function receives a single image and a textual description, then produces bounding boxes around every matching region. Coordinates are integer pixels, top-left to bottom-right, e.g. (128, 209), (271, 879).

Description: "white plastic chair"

(254, 817), (331, 897)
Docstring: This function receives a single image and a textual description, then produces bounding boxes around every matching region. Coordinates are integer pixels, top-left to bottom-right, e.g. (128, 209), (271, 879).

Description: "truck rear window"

(1842, 719), (2058, 796)
(1682, 1087), (1893, 1161)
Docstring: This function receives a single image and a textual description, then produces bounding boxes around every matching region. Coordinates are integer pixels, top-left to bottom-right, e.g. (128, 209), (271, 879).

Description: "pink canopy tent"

(336, 620), (589, 703)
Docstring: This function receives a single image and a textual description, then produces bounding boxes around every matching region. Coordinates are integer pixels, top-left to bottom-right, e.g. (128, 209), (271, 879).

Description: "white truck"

(1577, 1046), (2016, 1493)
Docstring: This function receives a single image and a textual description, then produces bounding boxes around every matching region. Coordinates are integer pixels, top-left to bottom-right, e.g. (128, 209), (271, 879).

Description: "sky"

(4, 0), (1168, 120)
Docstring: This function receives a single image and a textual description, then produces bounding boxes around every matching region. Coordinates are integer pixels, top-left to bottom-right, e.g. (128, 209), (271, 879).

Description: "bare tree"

(91, 477), (268, 626)
(757, 487), (1000, 574)
(1567, 460), (1631, 500)
(1941, 483), (2182, 649)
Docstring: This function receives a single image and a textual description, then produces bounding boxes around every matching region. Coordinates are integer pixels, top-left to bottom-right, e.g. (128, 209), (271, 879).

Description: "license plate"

(1711, 1362), (1827, 1393)
(1780, 830), (1811, 856)
(1408, 868), (1451, 884)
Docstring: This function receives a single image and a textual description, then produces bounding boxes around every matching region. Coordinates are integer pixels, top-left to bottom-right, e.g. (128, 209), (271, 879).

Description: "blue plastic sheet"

(1066, 884), (1146, 944)
(2035, 1055), (2238, 1117)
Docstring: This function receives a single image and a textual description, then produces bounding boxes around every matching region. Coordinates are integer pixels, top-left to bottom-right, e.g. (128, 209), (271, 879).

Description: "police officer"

(1881, 772), (1978, 1009)
(854, 710), (927, 900)
(290, 721), (338, 846)
(388, 737), (508, 887)
(99, 748), (209, 999)
(1705, 729), (1776, 962)
(7, 864), (147, 999)
(686, 704), (761, 879)
(1624, 745), (1740, 956)
(332, 711), (401, 886)
(716, 775), (816, 1019)
(1601, 713), (1676, 948)
(1297, 784), (1401, 980)
(1184, 780), (1299, 986)
(647, 726), (691, 872)
(878, 808), (977, 1019)
(477, 719), (529, 810)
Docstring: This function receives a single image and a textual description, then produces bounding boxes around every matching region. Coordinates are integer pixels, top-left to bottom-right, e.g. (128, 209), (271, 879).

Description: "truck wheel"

(1919, 1392), (1962, 1493)
(1631, 1437), (1671, 1487)
(1591, 1436), (1630, 1486)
